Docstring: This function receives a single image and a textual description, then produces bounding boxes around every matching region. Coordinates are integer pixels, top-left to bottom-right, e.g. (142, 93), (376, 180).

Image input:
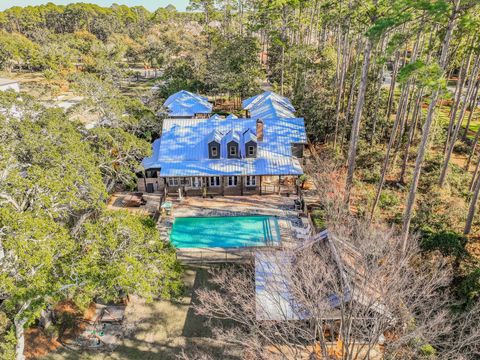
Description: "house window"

(229, 145), (237, 156)
(248, 146), (255, 156)
(192, 177), (203, 188)
(228, 176), (238, 187)
(167, 178), (179, 186)
(211, 146), (218, 157)
(246, 176), (256, 187)
(180, 178), (191, 187)
(209, 176), (220, 187)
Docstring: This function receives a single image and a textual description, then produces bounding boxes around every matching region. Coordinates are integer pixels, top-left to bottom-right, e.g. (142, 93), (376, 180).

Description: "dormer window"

(208, 140), (220, 159)
(243, 129), (257, 158)
(212, 146), (218, 157)
(227, 139), (239, 159)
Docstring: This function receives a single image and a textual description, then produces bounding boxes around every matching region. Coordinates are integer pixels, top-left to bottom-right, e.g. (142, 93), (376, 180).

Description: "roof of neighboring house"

(142, 116), (307, 176)
(243, 91), (295, 112)
(226, 114), (238, 120)
(163, 90), (212, 117)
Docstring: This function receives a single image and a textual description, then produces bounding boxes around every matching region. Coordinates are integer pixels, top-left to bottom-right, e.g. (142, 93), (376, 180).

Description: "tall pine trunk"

(344, 37), (373, 205)
(465, 155), (480, 234)
(400, 0), (460, 251)
(462, 79), (480, 140)
(399, 88), (424, 183)
(439, 54), (480, 186)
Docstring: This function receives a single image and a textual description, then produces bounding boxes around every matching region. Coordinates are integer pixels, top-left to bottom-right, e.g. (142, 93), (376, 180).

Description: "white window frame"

(227, 176), (238, 187)
(248, 146), (255, 156)
(192, 177), (203, 188)
(246, 176), (256, 187)
(211, 146), (218, 157)
(167, 177), (179, 187)
(229, 145), (237, 156)
(209, 176), (221, 187)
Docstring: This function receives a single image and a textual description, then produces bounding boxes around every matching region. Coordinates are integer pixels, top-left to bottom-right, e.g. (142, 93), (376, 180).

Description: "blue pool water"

(170, 216), (281, 249)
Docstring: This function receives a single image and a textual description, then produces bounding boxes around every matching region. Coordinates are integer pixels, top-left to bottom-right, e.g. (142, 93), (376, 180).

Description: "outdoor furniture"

(122, 193), (145, 207)
(161, 201), (173, 215)
(99, 305), (126, 324)
(294, 199), (302, 210)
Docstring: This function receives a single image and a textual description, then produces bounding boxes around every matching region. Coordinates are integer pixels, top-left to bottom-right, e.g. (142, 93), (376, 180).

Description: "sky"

(0, 0), (189, 11)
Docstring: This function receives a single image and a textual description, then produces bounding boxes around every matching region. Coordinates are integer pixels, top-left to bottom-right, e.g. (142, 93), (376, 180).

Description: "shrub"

(310, 208), (326, 231)
(456, 267), (480, 308)
(379, 191), (399, 209)
(420, 230), (468, 259)
(420, 343), (437, 357)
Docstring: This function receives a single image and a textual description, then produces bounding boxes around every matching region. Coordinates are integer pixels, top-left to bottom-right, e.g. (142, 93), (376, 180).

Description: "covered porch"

(137, 174), (300, 197)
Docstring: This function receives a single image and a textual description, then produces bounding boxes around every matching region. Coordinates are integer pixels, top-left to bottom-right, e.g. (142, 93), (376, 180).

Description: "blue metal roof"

(164, 90), (208, 107)
(163, 90), (212, 117)
(243, 91), (295, 112)
(142, 116), (306, 176)
(250, 98), (296, 119)
(209, 114), (224, 121)
(226, 114), (238, 120)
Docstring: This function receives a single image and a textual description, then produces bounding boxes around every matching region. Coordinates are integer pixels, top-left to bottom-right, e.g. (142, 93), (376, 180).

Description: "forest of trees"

(1, 0), (480, 359)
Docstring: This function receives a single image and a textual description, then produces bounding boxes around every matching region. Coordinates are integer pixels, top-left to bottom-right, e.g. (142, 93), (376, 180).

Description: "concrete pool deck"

(158, 195), (302, 263)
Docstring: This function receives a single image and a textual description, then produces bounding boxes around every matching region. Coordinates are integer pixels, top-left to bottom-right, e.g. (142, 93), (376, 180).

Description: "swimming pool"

(170, 216), (281, 249)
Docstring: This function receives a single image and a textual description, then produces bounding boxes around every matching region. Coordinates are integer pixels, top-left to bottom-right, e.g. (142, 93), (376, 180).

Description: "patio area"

(107, 192), (161, 217)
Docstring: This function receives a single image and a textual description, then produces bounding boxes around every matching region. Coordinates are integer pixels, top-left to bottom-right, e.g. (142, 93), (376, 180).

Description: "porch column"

(278, 176), (281, 195)
(204, 176), (208, 198)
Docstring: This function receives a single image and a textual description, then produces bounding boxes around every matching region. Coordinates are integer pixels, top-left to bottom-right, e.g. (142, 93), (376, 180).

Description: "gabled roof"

(209, 114), (224, 121)
(142, 116), (307, 176)
(164, 90), (208, 107)
(243, 129), (257, 144)
(243, 91), (295, 112)
(163, 90), (212, 117)
(250, 98), (296, 119)
(207, 129), (223, 144)
(224, 130), (241, 144)
(226, 114), (238, 120)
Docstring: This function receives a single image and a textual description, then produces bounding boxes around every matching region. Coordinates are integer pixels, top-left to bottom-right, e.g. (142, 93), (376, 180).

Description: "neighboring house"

(163, 90), (212, 118)
(138, 91), (307, 196)
(0, 78), (20, 92)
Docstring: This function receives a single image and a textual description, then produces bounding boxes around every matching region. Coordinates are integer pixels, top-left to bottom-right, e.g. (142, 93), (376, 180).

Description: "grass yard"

(42, 267), (241, 360)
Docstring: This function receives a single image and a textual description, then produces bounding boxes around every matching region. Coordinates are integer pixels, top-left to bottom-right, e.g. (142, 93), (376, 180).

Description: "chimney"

(256, 119), (264, 142)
